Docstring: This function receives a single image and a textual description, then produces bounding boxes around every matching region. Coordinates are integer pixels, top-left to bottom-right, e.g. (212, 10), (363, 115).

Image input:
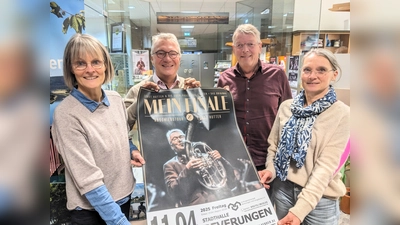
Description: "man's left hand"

(184, 77), (201, 89)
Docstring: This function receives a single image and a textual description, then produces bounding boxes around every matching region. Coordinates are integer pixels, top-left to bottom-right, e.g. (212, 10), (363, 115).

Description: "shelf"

(291, 31), (350, 55)
(261, 38), (275, 45)
(214, 60), (231, 86)
(329, 2), (350, 12)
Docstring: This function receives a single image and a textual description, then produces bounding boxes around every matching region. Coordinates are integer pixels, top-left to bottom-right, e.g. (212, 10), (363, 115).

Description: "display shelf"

(213, 60), (231, 87)
(292, 31), (350, 55)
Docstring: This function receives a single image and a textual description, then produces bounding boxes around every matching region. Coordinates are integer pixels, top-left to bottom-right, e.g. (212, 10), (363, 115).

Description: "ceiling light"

(261, 8), (270, 14)
(128, 6), (135, 9)
(181, 25), (194, 29)
(268, 26), (276, 29)
(108, 10), (126, 13)
(181, 11), (199, 14)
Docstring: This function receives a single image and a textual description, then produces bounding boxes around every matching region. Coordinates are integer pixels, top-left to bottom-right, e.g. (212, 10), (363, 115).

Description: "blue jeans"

(273, 179), (339, 225)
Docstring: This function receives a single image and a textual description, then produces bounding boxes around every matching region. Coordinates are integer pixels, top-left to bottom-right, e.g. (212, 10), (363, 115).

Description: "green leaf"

(50, 1), (63, 18)
(62, 17), (70, 34)
(50, 2), (58, 8)
(70, 15), (80, 33)
(75, 14), (85, 33)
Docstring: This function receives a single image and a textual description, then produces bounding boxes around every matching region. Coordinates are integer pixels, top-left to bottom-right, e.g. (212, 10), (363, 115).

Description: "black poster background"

(136, 88), (261, 212)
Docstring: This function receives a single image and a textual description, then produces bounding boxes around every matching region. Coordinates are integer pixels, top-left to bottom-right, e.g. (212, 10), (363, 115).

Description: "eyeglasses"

(234, 43), (257, 49)
(153, 51), (180, 59)
(302, 68), (334, 76)
(171, 135), (185, 142)
(73, 60), (104, 71)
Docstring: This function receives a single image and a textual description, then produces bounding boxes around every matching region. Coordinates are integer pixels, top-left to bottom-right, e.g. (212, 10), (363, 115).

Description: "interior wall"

(319, 0), (350, 31)
(334, 54), (350, 106)
(293, 0), (350, 31)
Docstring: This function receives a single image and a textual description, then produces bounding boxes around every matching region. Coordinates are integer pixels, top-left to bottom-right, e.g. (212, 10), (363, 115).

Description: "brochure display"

(137, 88), (278, 225)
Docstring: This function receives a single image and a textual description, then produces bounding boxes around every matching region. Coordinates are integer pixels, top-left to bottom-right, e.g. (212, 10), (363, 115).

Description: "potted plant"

(340, 157), (350, 214)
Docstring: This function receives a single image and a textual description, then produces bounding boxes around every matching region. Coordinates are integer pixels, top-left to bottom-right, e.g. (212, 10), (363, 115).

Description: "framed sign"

(111, 23), (124, 53)
(157, 12), (229, 24)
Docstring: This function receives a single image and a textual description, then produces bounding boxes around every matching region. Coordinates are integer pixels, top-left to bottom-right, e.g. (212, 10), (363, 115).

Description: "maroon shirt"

(217, 61), (292, 167)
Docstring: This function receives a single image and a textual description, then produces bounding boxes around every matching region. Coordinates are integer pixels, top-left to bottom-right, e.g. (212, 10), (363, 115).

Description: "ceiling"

(104, 0), (274, 38)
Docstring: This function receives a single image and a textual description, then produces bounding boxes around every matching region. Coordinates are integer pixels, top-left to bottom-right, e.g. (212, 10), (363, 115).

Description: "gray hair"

(166, 128), (185, 145)
(303, 48), (342, 80)
(232, 24), (261, 45)
(63, 34), (114, 89)
(151, 33), (181, 55)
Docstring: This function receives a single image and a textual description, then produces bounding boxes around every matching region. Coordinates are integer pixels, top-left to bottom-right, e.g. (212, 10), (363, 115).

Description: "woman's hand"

(278, 212), (301, 225)
(131, 150), (145, 167)
(258, 169), (272, 189)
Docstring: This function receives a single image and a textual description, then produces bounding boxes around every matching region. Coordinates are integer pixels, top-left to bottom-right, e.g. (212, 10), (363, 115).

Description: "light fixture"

(128, 6), (135, 9)
(108, 10), (126, 13)
(261, 8), (270, 14)
(181, 11), (199, 14)
(181, 25), (194, 29)
(268, 26), (276, 29)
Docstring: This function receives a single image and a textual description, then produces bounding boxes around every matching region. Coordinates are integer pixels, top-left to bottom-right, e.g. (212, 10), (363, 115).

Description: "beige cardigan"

(265, 99), (350, 221)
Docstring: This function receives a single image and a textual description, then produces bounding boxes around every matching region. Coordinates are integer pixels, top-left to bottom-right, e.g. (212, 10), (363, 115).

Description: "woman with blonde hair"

(52, 34), (145, 225)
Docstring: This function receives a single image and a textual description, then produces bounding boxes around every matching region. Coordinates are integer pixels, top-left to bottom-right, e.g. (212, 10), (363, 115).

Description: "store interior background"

(83, 0), (350, 105)
(51, 0), (350, 224)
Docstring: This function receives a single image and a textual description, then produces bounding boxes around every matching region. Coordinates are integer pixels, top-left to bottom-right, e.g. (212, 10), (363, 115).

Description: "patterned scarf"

(274, 86), (337, 181)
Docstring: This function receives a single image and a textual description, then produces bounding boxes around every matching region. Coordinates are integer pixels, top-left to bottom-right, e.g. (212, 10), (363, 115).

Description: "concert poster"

(137, 88), (278, 225)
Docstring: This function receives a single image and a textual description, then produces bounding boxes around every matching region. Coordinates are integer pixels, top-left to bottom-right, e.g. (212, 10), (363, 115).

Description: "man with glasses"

(217, 24), (292, 202)
(124, 33), (201, 130)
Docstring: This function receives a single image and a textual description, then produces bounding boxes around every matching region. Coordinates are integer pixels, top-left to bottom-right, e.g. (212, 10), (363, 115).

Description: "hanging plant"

(50, 1), (85, 34)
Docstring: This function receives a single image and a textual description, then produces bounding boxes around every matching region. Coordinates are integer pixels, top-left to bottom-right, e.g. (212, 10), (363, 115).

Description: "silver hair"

(232, 24), (261, 45)
(166, 129), (185, 145)
(151, 33), (181, 55)
(303, 48), (342, 81)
